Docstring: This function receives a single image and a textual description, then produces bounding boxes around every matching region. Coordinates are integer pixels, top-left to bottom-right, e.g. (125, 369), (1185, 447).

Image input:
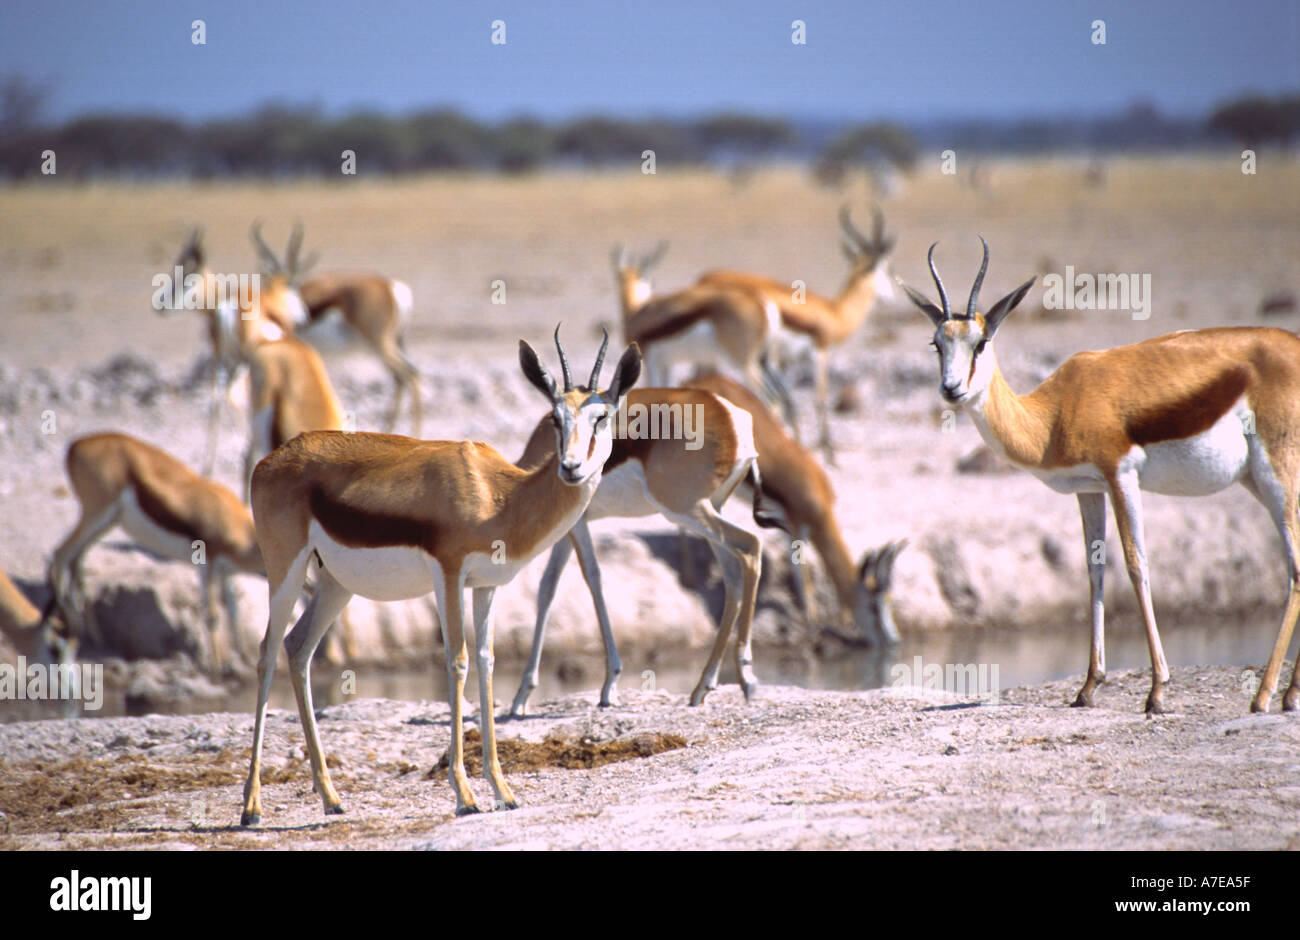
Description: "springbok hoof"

(455, 804), (482, 817)
(239, 812), (260, 827)
(325, 804), (345, 816)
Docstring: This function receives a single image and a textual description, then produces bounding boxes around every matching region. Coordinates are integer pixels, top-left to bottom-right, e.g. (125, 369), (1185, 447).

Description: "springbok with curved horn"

(613, 243), (795, 428)
(902, 237), (1300, 714)
(255, 222), (423, 435)
(687, 372), (907, 645)
(698, 205), (897, 461)
(239, 327), (641, 823)
(508, 383), (789, 716)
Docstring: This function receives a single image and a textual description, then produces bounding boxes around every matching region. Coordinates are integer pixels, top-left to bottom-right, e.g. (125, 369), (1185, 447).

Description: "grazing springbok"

(687, 372), (907, 645)
(252, 224), (423, 435)
(508, 385), (789, 716)
(613, 244), (795, 429)
(42, 433), (265, 674)
(239, 328), (641, 823)
(1, 563), (54, 661)
(698, 205), (897, 461)
(160, 225), (313, 475)
(901, 237), (1300, 714)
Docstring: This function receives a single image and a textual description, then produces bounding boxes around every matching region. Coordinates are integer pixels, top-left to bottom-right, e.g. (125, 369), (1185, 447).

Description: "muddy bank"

(1, 664), (1297, 850)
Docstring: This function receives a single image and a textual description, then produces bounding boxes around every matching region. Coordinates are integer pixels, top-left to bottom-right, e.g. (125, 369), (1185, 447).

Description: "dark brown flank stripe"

(629, 301), (722, 345)
(601, 433), (655, 475)
(130, 474), (200, 544)
(308, 484), (439, 553)
(1127, 364), (1251, 446)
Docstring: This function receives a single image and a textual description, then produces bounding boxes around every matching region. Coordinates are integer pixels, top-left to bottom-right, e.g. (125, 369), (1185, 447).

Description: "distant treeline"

(1, 76), (1296, 181)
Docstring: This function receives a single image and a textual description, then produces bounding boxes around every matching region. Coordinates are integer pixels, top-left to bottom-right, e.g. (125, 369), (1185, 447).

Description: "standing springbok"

(508, 385), (789, 716)
(242, 337), (346, 501)
(239, 328), (641, 823)
(687, 372), (907, 645)
(42, 433), (265, 674)
(613, 244), (795, 428)
(160, 225), (313, 475)
(698, 205), (897, 461)
(252, 224), (422, 435)
(901, 237), (1300, 714)
(243, 336), (358, 663)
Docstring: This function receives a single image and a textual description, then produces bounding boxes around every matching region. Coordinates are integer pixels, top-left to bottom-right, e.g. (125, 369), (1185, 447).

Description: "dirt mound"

(427, 728), (688, 780)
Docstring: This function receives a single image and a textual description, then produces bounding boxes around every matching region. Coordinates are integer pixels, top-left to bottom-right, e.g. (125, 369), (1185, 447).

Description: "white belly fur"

(307, 477), (599, 597)
(118, 488), (196, 563)
(647, 320), (731, 382)
(587, 460), (657, 520)
(1017, 399), (1253, 497)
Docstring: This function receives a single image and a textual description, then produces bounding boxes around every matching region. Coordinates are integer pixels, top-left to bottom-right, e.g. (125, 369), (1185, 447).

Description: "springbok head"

(519, 325), (641, 486)
(901, 238), (1035, 405)
(853, 539), (907, 645)
(839, 204), (897, 303)
(610, 241), (668, 314)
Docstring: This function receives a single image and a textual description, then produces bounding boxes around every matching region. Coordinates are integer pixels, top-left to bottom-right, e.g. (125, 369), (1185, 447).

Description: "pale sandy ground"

(2, 666), (1298, 850)
(1, 160), (1299, 848)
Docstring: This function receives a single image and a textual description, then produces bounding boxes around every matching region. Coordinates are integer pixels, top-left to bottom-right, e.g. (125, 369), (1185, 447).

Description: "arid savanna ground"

(1, 157), (1298, 847)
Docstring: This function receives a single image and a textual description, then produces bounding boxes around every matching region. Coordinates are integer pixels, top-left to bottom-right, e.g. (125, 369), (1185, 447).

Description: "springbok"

(1, 563), (53, 661)
(42, 432), (265, 674)
(902, 237), (1300, 714)
(242, 337), (346, 500)
(698, 205), (897, 461)
(239, 328), (641, 823)
(508, 385), (789, 716)
(613, 244), (795, 428)
(687, 372), (907, 645)
(160, 225), (312, 475)
(252, 225), (423, 435)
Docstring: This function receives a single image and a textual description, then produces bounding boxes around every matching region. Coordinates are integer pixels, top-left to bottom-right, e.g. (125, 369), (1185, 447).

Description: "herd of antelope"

(3, 202), (1300, 822)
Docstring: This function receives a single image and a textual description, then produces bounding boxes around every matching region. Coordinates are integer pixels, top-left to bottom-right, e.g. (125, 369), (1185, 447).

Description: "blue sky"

(3, 0), (1297, 122)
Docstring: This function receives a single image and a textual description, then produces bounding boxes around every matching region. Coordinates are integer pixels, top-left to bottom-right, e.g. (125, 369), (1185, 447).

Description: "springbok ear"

(606, 342), (642, 402)
(900, 282), (946, 328)
(519, 340), (559, 402)
(984, 277), (1036, 338)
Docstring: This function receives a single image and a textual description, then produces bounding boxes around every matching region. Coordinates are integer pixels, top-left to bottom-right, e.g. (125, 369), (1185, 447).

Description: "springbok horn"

(839, 204), (871, 253)
(287, 221), (305, 273)
(250, 221), (281, 274)
(554, 323), (573, 392)
(927, 242), (951, 319)
(588, 327), (610, 390)
(642, 240), (668, 272)
(966, 236), (989, 319)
